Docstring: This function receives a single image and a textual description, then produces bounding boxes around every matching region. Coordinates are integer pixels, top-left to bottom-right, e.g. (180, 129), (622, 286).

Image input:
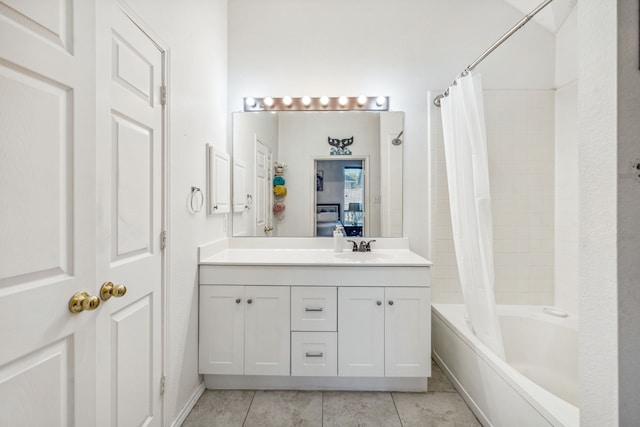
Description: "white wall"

(572, 0), (640, 422)
(555, 7), (578, 88)
(228, 0), (556, 258)
(554, 6), (579, 315)
(578, 0), (618, 425)
(554, 82), (578, 314)
(115, 0), (228, 424)
(431, 90), (555, 304)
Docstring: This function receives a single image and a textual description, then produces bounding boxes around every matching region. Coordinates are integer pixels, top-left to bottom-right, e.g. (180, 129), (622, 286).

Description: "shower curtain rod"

(433, 0), (555, 107)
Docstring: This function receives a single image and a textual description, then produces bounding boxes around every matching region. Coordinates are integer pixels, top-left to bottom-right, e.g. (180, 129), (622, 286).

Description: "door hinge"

(160, 85), (167, 106)
(160, 230), (167, 250)
(160, 375), (166, 396)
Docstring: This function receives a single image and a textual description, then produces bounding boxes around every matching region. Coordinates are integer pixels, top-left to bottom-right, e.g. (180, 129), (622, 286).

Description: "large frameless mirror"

(231, 111), (403, 237)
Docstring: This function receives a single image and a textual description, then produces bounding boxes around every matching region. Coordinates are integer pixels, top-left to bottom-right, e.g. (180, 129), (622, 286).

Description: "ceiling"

(502, 0), (577, 32)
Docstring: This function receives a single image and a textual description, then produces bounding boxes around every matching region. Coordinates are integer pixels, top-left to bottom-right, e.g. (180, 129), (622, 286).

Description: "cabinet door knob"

(247, 298), (253, 304)
(235, 298), (241, 304)
(376, 300), (382, 306)
(388, 300), (394, 306)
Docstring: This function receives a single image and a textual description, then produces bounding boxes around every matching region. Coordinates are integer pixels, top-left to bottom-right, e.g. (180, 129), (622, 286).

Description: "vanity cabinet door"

(338, 287), (385, 377)
(244, 286), (291, 375)
(199, 286), (245, 375)
(384, 287), (431, 377)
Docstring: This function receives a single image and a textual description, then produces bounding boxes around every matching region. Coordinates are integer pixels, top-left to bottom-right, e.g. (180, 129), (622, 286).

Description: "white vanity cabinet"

(338, 286), (430, 378)
(198, 242), (432, 391)
(199, 285), (290, 376)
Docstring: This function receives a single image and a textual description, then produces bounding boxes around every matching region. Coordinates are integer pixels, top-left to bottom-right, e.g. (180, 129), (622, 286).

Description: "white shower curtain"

(440, 72), (504, 358)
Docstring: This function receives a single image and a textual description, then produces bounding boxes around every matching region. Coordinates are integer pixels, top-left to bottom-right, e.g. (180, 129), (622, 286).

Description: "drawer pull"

(305, 352), (324, 358)
(305, 307), (323, 312)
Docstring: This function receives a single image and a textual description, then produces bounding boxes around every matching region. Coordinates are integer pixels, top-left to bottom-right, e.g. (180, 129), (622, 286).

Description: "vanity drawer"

(291, 332), (337, 377)
(291, 286), (337, 331)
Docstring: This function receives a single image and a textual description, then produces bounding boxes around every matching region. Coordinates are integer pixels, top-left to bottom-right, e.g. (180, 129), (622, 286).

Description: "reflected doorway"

(315, 158), (368, 237)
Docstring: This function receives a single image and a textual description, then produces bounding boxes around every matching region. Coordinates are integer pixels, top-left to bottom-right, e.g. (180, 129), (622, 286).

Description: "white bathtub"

(432, 304), (579, 427)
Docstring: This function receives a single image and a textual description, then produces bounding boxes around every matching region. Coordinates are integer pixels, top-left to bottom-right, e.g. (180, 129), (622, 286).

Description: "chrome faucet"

(364, 240), (376, 252)
(347, 239), (376, 252)
(346, 240), (359, 252)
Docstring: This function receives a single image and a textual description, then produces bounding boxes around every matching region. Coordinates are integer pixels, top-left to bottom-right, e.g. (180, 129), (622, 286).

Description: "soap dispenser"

(333, 225), (343, 252)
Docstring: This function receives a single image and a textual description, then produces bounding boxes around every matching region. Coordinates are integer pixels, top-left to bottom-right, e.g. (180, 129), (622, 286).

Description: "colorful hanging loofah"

(273, 203), (285, 213)
(273, 185), (287, 197)
(273, 176), (285, 186)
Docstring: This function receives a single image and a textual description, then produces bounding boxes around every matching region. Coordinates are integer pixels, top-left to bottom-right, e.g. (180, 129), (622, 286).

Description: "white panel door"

(233, 159), (248, 213)
(244, 286), (290, 376)
(0, 1), (96, 426)
(255, 138), (268, 235)
(95, 3), (164, 427)
(385, 287), (431, 377)
(338, 287), (385, 377)
(199, 286), (245, 375)
(208, 145), (231, 214)
(266, 150), (274, 231)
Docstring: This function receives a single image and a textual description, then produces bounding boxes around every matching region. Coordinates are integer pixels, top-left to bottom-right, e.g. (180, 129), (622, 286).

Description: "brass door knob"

(100, 281), (127, 301)
(69, 291), (101, 313)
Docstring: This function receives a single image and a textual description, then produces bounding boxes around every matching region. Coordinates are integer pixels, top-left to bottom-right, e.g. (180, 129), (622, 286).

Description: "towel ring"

(190, 186), (203, 213)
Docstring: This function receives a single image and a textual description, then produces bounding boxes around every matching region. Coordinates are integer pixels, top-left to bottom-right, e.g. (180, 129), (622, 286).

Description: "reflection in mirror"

(315, 159), (366, 237)
(232, 111), (403, 237)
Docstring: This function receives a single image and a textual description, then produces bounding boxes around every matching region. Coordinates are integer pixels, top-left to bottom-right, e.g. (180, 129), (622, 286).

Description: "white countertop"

(198, 238), (432, 267)
(199, 248), (431, 267)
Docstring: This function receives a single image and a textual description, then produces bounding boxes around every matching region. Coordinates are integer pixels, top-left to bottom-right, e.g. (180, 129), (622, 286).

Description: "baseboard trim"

(202, 374), (428, 392)
(171, 381), (206, 427)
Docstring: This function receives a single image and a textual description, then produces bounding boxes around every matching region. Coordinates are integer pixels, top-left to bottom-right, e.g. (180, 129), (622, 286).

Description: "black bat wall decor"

(328, 136), (354, 155)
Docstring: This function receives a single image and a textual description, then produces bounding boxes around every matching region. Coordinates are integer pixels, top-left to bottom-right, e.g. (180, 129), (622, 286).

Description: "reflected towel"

(273, 176), (285, 186)
(273, 203), (285, 213)
(273, 185), (287, 196)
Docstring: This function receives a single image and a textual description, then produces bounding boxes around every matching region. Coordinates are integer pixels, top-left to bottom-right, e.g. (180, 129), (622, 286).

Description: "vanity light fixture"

(242, 96), (390, 111)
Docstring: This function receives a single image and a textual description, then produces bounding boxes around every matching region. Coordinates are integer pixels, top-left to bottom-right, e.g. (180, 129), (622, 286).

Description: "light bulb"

(338, 96), (348, 106)
(302, 96), (312, 106)
(357, 95), (367, 106)
(245, 97), (256, 108)
(263, 97), (274, 107)
(283, 96), (293, 106)
(320, 96), (330, 106)
(376, 96), (387, 106)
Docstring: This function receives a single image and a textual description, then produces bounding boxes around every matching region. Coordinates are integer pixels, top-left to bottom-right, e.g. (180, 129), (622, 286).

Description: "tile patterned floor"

(182, 360), (481, 427)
